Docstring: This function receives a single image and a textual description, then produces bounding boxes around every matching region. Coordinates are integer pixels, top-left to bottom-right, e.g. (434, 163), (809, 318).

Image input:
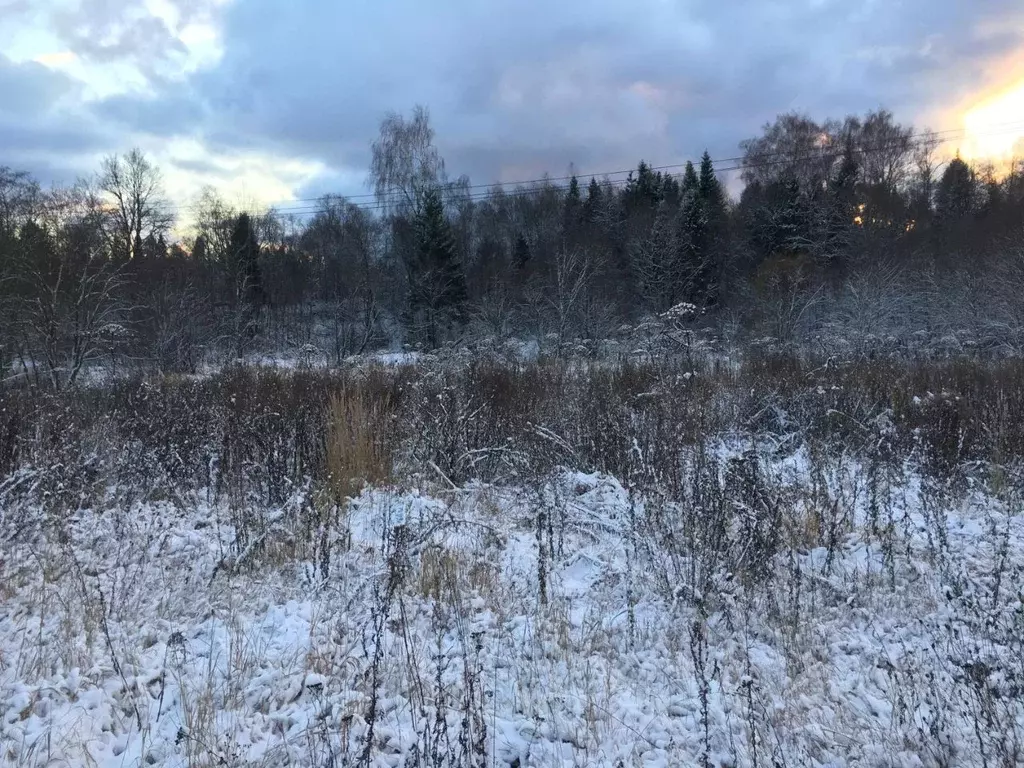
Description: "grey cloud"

(94, 92), (207, 137)
(190, 0), (1020, 182)
(0, 0), (32, 19)
(0, 55), (75, 117)
(0, 117), (107, 186)
(0, 55), (109, 185)
(8, 0), (1024, 197)
(169, 156), (221, 175)
(0, 118), (105, 155)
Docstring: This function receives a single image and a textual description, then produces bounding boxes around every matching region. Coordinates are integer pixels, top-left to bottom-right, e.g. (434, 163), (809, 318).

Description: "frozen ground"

(1, 449), (1022, 766)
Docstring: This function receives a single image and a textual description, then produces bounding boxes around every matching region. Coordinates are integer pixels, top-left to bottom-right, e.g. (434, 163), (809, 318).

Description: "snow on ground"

(1, 455), (1022, 766)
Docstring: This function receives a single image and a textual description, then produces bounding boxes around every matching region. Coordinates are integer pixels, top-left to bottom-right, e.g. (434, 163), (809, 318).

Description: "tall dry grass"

(325, 389), (394, 502)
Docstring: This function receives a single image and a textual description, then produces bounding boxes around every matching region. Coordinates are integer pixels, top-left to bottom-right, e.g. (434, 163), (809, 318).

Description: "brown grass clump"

(325, 388), (394, 502)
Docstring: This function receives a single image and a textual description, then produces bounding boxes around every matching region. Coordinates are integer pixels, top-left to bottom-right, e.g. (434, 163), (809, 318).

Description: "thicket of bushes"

(3, 357), (1023, 765)
(3, 354), (1022, 514)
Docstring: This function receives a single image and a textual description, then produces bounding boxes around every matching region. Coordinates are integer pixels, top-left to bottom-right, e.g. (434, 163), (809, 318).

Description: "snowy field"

(2, 439), (1022, 767)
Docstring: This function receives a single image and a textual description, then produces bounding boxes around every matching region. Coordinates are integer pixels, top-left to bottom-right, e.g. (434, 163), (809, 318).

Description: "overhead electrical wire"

(149, 118), (1024, 221)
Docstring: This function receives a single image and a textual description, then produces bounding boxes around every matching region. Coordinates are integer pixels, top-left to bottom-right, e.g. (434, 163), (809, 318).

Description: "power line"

(262, 121), (1024, 220)
(157, 118), (1024, 220)
(256, 118), (1024, 212)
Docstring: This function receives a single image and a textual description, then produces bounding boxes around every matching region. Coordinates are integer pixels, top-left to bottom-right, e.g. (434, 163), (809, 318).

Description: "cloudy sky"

(2, 0), (1024, 215)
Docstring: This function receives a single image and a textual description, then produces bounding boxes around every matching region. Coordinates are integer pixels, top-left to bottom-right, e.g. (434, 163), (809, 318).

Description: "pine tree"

(698, 152), (730, 302)
(747, 174), (807, 260)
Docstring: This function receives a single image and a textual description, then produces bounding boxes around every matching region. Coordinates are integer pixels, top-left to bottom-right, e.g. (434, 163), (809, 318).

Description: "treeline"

(1, 107), (1023, 386)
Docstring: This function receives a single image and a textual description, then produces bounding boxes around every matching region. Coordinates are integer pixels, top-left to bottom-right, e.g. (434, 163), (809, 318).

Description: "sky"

(2, 0), (1024, 219)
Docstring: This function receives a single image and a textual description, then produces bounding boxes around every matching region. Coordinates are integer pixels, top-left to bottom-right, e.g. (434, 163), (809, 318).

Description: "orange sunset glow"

(961, 78), (1024, 163)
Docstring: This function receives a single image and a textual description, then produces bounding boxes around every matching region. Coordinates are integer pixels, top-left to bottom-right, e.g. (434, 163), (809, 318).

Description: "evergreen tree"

(700, 153), (730, 294)
(936, 156), (976, 221)
(566, 175), (581, 207)
(681, 161), (699, 197)
(140, 233), (159, 262)
(229, 213), (265, 322)
(564, 174), (583, 238)
(17, 220), (52, 268)
(635, 200), (680, 311)
(408, 187), (468, 345)
(191, 234), (208, 263)
(512, 232), (531, 270)
(677, 180), (710, 305)
(661, 175), (681, 208)
(820, 143), (859, 270)
(767, 175), (808, 256)
(908, 167), (935, 231)
(584, 178), (603, 224)
(698, 151), (725, 215)
(625, 161), (662, 212)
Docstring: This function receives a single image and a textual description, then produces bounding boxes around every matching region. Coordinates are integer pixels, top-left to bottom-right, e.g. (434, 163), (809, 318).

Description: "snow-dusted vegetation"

(3, 99), (1024, 768)
(2, 356), (1023, 766)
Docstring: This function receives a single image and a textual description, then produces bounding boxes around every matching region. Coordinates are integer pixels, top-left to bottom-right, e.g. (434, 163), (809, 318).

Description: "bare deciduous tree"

(3, 184), (129, 388)
(99, 149), (173, 261)
(0, 167), (40, 237)
(370, 105), (445, 215)
(13, 250), (126, 390)
(548, 246), (596, 346)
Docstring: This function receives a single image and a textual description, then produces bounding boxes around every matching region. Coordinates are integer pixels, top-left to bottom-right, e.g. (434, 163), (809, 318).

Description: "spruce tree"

(191, 235), (208, 263)
(409, 187), (468, 345)
(820, 143), (859, 271)
(229, 213), (265, 332)
(681, 161), (699, 197)
(638, 200), (680, 311)
(936, 156), (976, 221)
(661, 175), (681, 208)
(564, 174), (583, 238)
(584, 178), (603, 224)
(625, 161), (662, 212)
(512, 233), (531, 270)
(698, 151), (725, 215)
(17, 221), (52, 267)
(140, 232), (159, 261)
(677, 180), (709, 305)
(670, 156), (729, 307)
(636, 161), (660, 205)
(566, 175), (581, 207)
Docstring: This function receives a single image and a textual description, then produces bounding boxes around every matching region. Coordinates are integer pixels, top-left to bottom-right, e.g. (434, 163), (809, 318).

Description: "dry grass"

(419, 545), (460, 603)
(325, 389), (394, 502)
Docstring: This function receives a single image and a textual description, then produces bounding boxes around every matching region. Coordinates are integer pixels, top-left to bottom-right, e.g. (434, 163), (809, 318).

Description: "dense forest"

(2, 106), (1023, 385)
